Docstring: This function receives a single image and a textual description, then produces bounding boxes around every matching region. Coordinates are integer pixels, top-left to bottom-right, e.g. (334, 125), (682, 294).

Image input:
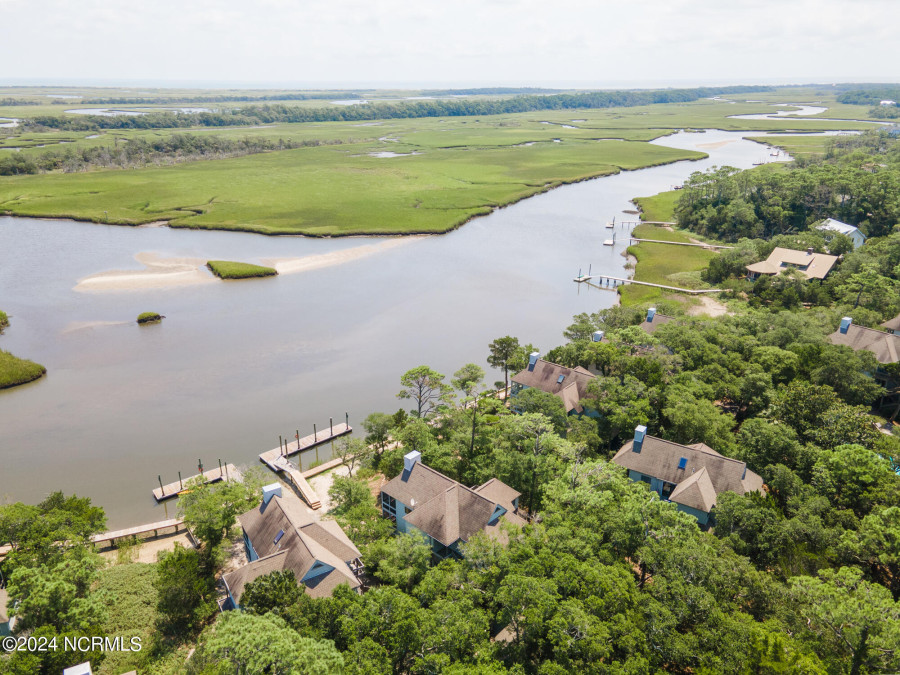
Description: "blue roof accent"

(678, 457), (687, 470)
(557, 374), (565, 384)
(274, 529), (285, 544)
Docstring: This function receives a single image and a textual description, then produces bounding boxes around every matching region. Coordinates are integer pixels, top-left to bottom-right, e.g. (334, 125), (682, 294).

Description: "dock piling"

(314, 424), (317, 442)
(178, 471), (183, 490)
(296, 429), (300, 450)
(330, 417), (333, 436)
(158, 475), (164, 497)
(198, 459), (203, 475)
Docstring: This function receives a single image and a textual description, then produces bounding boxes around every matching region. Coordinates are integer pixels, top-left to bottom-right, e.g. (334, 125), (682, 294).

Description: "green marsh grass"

(206, 260), (278, 279)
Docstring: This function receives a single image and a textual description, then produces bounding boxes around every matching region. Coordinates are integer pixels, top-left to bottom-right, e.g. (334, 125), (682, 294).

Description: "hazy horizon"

(2, 0), (897, 86)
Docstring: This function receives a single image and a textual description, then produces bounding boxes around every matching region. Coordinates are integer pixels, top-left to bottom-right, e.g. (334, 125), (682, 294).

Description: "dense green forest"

(675, 131), (900, 240)
(23, 85), (771, 132)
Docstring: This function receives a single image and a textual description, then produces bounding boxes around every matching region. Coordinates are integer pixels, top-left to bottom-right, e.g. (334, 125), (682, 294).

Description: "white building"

(815, 218), (866, 250)
(880, 100), (897, 106)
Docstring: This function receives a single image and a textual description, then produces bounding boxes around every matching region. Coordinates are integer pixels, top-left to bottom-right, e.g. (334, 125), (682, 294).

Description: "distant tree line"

(836, 87), (900, 106)
(0, 133), (341, 175)
(24, 85), (772, 132)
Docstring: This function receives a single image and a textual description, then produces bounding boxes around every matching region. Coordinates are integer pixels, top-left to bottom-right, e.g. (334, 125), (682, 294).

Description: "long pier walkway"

(574, 274), (725, 295)
(629, 237), (733, 250)
(92, 518), (185, 547)
(153, 463), (240, 502)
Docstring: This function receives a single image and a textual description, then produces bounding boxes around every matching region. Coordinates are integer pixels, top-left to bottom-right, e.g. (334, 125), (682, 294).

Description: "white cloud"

(0, 0), (897, 85)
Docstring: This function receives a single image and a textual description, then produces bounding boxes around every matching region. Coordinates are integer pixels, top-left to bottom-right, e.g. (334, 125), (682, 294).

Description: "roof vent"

(807, 247), (814, 255)
(839, 316), (852, 334)
(678, 457), (687, 470)
(403, 450), (421, 473)
(647, 307), (656, 322)
(633, 425), (647, 453)
(527, 352), (540, 372)
(592, 330), (605, 342)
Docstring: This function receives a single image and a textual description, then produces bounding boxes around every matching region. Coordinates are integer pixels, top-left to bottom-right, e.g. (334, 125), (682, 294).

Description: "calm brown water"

(0, 130), (792, 526)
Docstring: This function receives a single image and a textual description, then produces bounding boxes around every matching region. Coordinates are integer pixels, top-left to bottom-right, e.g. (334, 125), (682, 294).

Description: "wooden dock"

(574, 274), (725, 295)
(629, 237), (734, 250)
(152, 463), (240, 502)
(259, 422), (352, 464)
(260, 454), (322, 509)
(92, 518), (185, 547)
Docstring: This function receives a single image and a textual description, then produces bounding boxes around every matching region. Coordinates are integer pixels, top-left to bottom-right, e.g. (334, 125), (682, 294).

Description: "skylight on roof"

(274, 529), (285, 544)
(678, 457), (687, 470)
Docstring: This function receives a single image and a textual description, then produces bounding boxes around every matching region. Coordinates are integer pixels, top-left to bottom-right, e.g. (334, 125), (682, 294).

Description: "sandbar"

(74, 237), (424, 292)
(75, 252), (214, 292)
(261, 237), (423, 275)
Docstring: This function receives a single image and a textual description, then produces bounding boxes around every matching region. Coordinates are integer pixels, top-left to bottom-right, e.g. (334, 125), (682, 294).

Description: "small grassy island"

(0, 310), (47, 389)
(136, 311), (164, 324)
(206, 260), (278, 279)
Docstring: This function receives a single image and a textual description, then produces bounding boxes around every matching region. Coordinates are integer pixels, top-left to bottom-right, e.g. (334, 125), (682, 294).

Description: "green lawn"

(619, 224), (716, 305)
(206, 260), (278, 279)
(745, 134), (836, 158)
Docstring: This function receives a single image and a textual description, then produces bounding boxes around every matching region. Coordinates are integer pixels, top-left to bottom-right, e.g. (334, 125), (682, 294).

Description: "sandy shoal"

(74, 237), (424, 292)
(695, 140), (736, 150)
(261, 236), (423, 275)
(75, 252), (214, 292)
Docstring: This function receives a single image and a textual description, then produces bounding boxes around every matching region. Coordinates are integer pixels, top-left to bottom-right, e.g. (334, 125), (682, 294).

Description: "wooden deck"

(259, 422), (352, 464)
(92, 518), (185, 546)
(260, 454), (322, 509)
(152, 463), (240, 502)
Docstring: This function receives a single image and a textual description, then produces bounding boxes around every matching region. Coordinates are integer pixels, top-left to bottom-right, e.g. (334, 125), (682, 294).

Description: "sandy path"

(688, 295), (730, 317)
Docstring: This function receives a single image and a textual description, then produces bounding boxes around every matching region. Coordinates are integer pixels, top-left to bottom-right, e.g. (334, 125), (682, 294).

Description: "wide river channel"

(0, 129), (814, 526)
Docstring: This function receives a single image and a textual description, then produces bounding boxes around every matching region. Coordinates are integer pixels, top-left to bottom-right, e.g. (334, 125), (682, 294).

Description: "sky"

(1, 0), (897, 88)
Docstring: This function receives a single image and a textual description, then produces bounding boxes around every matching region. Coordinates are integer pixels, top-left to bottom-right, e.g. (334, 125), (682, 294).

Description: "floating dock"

(152, 463), (240, 502)
(258, 421), (352, 509)
(258, 422), (352, 464)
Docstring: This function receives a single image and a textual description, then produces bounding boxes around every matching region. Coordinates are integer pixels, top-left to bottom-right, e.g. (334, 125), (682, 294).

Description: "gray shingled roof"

(668, 467), (718, 512)
(510, 359), (595, 413)
(882, 313), (900, 334)
(829, 324), (900, 364)
(613, 436), (763, 505)
(224, 496), (361, 604)
(382, 462), (524, 546)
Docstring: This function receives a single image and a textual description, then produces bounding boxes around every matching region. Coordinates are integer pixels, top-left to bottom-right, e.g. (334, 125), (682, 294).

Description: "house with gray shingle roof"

(638, 307), (675, 335)
(612, 426), (764, 527)
(828, 317), (900, 389)
(380, 452), (526, 559)
(223, 484), (364, 607)
(881, 313), (900, 335)
(510, 354), (596, 415)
